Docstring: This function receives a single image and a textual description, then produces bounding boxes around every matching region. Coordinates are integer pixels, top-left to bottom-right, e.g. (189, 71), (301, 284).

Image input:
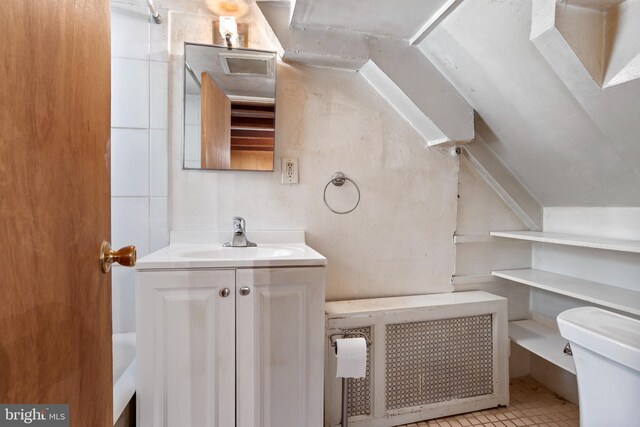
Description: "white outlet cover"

(281, 157), (299, 184)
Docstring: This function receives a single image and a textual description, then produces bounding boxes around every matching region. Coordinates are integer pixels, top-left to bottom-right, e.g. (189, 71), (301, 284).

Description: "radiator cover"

(325, 291), (508, 427)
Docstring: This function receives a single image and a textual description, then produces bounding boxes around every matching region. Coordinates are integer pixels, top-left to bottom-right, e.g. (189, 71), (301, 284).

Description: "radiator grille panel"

(385, 315), (493, 410)
(344, 327), (372, 417)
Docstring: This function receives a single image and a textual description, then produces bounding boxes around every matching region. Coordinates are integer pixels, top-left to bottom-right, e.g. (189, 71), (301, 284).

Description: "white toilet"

(557, 307), (640, 427)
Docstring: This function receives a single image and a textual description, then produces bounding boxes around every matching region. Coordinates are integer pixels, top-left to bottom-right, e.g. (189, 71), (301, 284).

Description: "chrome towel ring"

(323, 172), (361, 215)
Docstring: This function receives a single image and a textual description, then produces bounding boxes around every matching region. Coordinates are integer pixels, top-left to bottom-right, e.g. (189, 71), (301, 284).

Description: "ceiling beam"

(359, 60), (450, 146)
(462, 119), (543, 231)
(257, 1), (370, 69)
(368, 37), (474, 143)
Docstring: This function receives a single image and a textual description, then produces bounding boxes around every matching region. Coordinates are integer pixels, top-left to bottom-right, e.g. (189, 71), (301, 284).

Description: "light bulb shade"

(219, 16), (238, 38)
(213, 19), (249, 48)
(206, 0), (249, 17)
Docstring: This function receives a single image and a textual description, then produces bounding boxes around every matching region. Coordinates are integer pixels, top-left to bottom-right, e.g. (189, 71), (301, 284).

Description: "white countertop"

(136, 231), (327, 270)
(325, 291), (506, 316)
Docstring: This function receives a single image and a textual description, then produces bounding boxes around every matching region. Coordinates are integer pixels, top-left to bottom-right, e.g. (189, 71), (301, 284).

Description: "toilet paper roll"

(335, 337), (367, 379)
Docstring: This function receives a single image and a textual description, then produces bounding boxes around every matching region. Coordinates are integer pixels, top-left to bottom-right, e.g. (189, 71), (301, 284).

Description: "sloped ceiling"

(291, 0), (450, 39)
(421, 0), (640, 206)
(261, 0), (640, 207)
(257, 0), (475, 144)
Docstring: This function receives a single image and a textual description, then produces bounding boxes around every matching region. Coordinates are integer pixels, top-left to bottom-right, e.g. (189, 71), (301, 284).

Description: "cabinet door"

(236, 267), (326, 427)
(137, 270), (236, 427)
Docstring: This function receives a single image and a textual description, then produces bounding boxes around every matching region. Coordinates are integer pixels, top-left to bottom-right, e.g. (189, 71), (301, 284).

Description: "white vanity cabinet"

(137, 265), (326, 427)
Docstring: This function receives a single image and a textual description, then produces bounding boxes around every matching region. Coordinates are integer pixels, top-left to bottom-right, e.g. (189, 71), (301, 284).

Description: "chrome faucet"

(223, 217), (257, 247)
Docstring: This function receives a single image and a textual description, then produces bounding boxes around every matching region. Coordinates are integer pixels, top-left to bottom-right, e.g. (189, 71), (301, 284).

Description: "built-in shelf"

(509, 320), (576, 374)
(230, 124), (275, 132)
(453, 235), (497, 244)
(451, 274), (497, 286)
(230, 109), (275, 119)
(490, 231), (640, 254)
(492, 268), (640, 316)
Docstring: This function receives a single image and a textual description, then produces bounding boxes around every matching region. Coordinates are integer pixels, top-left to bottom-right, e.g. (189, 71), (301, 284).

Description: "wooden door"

(136, 270), (236, 427)
(235, 268), (326, 427)
(0, 0), (112, 425)
(201, 72), (231, 169)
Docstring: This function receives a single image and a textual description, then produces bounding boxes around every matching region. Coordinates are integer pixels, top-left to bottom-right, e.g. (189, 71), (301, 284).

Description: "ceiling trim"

(409, 0), (463, 45)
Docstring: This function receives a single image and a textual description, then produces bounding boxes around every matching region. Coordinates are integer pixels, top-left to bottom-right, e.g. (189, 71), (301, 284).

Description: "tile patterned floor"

(397, 376), (579, 427)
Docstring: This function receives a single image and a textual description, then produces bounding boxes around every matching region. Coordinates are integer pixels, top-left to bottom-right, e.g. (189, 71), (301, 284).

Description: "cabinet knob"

(239, 286), (251, 296)
(219, 288), (231, 298)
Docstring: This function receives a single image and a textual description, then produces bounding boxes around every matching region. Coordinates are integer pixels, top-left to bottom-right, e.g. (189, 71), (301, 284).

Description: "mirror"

(183, 42), (277, 171)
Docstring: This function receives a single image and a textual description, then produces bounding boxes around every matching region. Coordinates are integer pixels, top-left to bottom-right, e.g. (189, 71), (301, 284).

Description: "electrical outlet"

(281, 157), (299, 184)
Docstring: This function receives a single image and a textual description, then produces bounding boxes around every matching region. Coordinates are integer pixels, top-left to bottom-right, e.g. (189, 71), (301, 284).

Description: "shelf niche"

(531, 0), (640, 93)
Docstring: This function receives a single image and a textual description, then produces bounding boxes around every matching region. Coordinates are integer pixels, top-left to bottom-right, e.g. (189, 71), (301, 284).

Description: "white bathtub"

(113, 332), (136, 425)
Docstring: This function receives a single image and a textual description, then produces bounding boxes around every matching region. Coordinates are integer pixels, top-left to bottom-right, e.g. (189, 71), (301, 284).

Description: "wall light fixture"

(219, 16), (238, 49)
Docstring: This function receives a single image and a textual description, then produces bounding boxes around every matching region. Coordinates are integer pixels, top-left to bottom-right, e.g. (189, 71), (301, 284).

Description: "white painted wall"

(534, 207), (640, 294)
(168, 10), (459, 301)
(544, 207), (640, 239)
(454, 159), (531, 323)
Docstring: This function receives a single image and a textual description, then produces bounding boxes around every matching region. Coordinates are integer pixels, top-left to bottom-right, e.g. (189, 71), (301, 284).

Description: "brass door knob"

(100, 241), (137, 273)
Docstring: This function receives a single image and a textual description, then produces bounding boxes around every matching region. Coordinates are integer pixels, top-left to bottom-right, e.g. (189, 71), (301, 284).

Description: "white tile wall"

(111, 3), (149, 60)
(111, 197), (150, 257)
(150, 9), (169, 61)
(111, 1), (170, 333)
(150, 61), (169, 129)
(111, 128), (150, 197)
(150, 129), (168, 196)
(111, 58), (150, 128)
(150, 197), (170, 251)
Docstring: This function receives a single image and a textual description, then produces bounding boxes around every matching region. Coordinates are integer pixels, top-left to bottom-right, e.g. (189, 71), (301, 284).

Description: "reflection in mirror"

(183, 42), (276, 171)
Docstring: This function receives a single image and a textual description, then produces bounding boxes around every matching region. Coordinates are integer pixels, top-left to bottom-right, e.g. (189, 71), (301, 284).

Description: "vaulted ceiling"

(256, 0), (640, 207)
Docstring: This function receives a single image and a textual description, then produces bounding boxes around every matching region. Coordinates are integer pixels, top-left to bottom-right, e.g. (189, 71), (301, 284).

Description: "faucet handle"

(233, 216), (246, 232)
(223, 216), (256, 247)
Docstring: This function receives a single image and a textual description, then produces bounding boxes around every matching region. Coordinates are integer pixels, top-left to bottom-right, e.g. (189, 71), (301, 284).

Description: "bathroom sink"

(179, 246), (298, 260)
(135, 235), (327, 270)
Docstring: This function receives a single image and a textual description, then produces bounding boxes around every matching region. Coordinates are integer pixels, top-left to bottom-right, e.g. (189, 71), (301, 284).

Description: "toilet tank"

(557, 307), (640, 372)
(557, 307), (640, 427)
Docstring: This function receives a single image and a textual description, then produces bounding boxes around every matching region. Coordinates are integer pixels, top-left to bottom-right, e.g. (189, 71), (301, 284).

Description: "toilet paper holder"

(329, 330), (372, 353)
(329, 330), (371, 427)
